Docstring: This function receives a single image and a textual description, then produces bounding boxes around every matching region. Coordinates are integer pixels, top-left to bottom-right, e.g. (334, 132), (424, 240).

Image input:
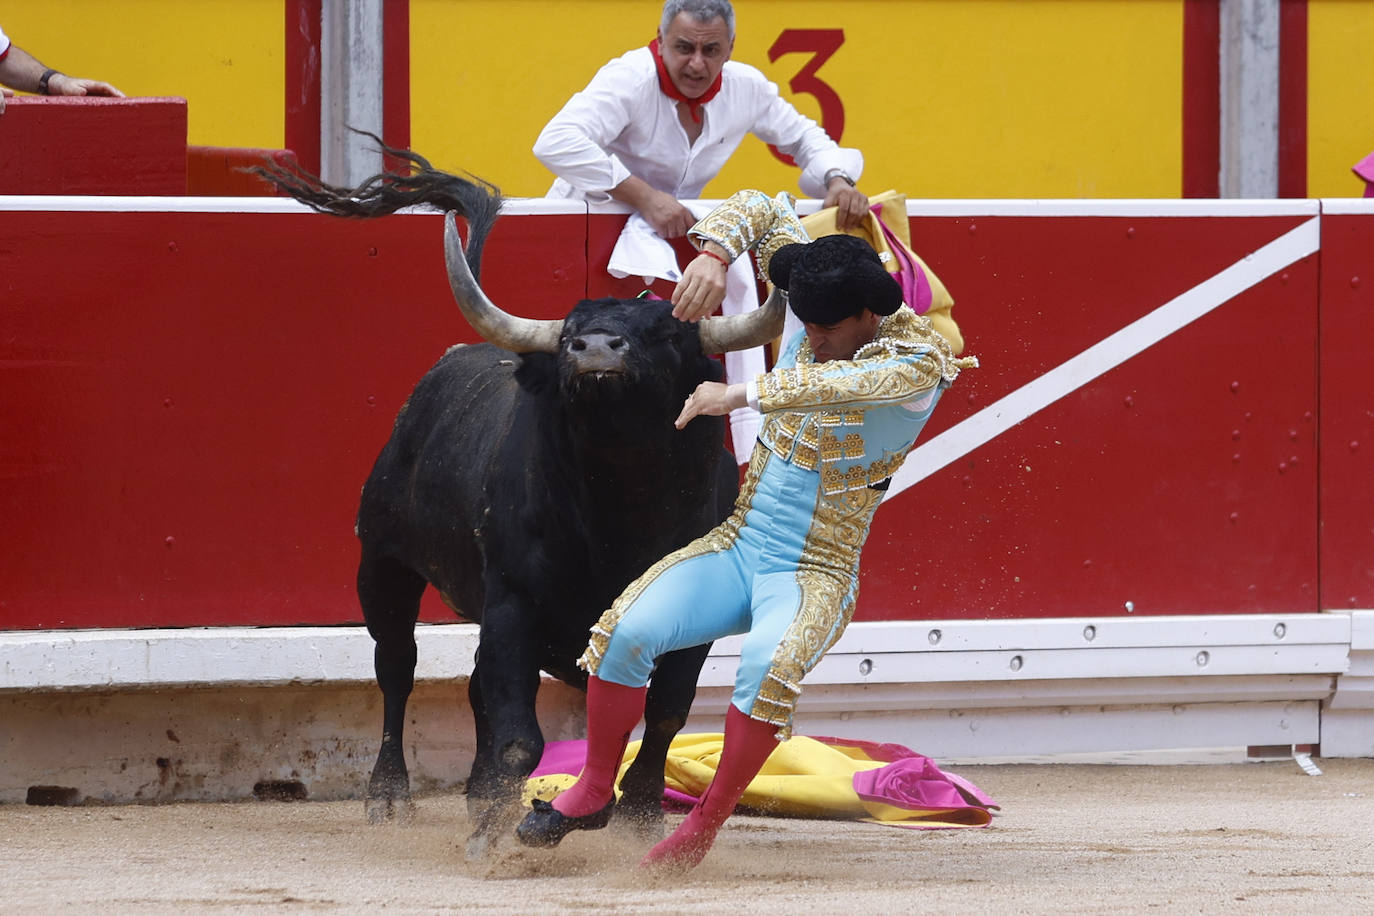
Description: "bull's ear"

(513, 352), (558, 395)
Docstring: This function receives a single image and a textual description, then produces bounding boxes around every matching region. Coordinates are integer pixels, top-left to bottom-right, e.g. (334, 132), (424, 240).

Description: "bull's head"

(443, 213), (784, 356)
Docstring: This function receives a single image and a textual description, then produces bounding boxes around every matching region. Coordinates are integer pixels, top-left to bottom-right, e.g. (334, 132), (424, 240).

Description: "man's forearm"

(607, 175), (658, 211)
(688, 189), (807, 273)
(0, 45), (47, 94)
(612, 175), (695, 239)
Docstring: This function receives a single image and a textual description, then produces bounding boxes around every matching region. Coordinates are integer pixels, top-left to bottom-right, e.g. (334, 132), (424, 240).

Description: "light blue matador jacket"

(580, 190), (977, 738)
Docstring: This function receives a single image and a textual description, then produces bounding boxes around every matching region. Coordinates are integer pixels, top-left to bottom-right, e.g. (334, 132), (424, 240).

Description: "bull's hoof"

(465, 828), (497, 860)
(364, 794), (415, 825)
(463, 798), (522, 859)
(613, 802), (667, 842)
(514, 798), (614, 848)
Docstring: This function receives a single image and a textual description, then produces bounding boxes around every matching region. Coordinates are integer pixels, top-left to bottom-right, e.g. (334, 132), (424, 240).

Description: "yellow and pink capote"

(525, 732), (997, 829)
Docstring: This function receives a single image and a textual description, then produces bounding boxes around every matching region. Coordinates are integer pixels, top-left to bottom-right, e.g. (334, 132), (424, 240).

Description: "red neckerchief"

(649, 37), (722, 123)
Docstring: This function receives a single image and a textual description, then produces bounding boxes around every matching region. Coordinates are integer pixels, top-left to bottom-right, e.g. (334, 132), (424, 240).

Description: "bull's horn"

(696, 286), (787, 355)
(443, 213), (562, 354)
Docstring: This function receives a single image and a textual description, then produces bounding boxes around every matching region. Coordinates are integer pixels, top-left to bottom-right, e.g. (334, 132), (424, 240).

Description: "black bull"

(261, 153), (784, 856)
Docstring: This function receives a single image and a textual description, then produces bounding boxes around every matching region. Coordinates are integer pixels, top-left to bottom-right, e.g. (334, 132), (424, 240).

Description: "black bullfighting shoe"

(515, 798), (615, 848)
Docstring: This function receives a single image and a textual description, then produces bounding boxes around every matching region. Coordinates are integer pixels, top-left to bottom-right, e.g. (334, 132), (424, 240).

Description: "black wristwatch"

(38, 69), (60, 95)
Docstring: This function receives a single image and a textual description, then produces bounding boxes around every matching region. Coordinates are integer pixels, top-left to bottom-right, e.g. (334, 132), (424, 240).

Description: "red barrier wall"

(1, 200), (1369, 630)
(1318, 203), (1374, 610)
(0, 98), (188, 196)
(186, 147), (299, 197)
(868, 210), (1320, 619)
(1, 203), (584, 629)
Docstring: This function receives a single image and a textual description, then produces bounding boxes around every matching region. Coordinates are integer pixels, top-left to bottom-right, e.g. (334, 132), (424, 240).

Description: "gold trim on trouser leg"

(577, 446), (773, 676)
(748, 485), (885, 738)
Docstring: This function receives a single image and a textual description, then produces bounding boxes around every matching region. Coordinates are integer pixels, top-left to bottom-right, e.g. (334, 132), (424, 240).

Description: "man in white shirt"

(0, 25), (124, 115)
(533, 0), (869, 238)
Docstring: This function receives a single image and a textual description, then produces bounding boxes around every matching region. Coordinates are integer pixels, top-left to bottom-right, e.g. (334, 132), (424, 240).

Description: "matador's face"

(803, 310), (883, 363)
(658, 13), (733, 99)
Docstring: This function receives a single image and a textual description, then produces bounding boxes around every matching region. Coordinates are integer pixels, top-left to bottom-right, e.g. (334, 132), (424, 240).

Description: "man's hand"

(610, 175), (695, 238)
(638, 187), (695, 238)
(671, 246), (729, 322)
(48, 74), (125, 99)
(822, 179), (869, 231)
(0, 88), (11, 116)
(675, 381), (747, 429)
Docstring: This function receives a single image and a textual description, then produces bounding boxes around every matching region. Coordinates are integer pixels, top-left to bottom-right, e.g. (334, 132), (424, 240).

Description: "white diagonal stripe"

(886, 216), (1321, 501)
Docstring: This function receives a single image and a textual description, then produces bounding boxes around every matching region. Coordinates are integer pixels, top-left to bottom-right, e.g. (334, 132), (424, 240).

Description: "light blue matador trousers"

(579, 389), (942, 738)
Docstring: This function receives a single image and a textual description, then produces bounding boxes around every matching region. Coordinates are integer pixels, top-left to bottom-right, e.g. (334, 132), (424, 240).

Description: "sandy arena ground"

(3, 758), (1372, 915)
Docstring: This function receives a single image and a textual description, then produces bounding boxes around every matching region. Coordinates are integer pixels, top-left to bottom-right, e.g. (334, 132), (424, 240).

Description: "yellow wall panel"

(411, 0), (1182, 200)
(9, 2), (1366, 199)
(1307, 0), (1374, 198)
(3, 0), (283, 148)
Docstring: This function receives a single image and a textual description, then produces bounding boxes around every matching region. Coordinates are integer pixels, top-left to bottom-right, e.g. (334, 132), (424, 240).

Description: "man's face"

(658, 13), (733, 99)
(803, 310), (883, 363)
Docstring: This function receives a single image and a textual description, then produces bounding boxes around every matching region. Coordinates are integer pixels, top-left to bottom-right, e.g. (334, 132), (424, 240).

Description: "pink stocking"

(640, 704), (779, 869)
(551, 676), (647, 818)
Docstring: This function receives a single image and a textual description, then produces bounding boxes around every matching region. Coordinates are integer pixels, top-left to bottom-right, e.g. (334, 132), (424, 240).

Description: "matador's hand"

(675, 381), (746, 429)
(671, 248), (729, 322)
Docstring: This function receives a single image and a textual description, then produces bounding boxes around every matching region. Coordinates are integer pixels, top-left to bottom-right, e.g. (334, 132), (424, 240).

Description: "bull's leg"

(462, 595), (545, 858)
(616, 642), (712, 838)
(358, 553), (427, 824)
(465, 649), (495, 811)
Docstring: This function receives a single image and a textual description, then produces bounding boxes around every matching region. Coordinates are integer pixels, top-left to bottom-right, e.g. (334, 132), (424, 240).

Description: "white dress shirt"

(533, 47), (862, 202)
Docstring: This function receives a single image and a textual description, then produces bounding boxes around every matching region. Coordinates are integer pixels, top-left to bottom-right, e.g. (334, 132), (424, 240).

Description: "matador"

(516, 189), (976, 869)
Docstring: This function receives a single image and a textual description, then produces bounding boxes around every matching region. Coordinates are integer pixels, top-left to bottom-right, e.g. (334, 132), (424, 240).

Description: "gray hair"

(660, 0), (735, 38)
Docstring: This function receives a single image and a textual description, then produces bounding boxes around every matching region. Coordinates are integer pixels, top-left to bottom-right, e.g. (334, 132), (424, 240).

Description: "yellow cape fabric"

(800, 189), (965, 356)
(523, 733), (992, 829)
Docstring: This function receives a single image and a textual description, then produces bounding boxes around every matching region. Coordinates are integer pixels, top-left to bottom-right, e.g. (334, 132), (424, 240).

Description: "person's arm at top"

(745, 73), (868, 229)
(532, 54), (695, 238)
(605, 175), (696, 240)
(0, 40), (123, 114)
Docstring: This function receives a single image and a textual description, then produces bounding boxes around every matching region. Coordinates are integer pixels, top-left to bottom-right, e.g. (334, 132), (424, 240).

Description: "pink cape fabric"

(1354, 152), (1374, 198)
(869, 204), (934, 314)
(1352, 153), (1374, 199)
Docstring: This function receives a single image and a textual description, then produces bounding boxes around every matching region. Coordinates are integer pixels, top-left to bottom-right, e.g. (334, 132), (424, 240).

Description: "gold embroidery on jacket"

(688, 190), (807, 281)
(757, 309), (976, 495)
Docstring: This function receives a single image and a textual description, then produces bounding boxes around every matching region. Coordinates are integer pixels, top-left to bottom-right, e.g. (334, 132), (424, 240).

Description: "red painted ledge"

(0, 96), (188, 196)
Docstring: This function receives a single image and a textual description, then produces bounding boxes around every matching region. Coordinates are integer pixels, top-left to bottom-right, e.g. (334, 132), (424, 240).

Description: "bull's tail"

(252, 131), (502, 279)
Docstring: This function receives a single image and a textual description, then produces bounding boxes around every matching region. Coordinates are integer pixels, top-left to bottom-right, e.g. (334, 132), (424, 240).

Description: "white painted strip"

(774, 700), (1322, 759)
(802, 643), (1349, 684)
(748, 675), (1339, 711)
(0, 624), (479, 692)
(905, 199), (1317, 218)
(1321, 197), (1374, 215)
(0, 195), (590, 216)
(502, 197), (593, 216)
(3, 612), (1354, 693)
(774, 198), (1315, 218)
(1, 196), (1323, 219)
(0, 196), (316, 213)
(1351, 610), (1374, 649)
(886, 215), (1322, 500)
(709, 613), (1349, 655)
